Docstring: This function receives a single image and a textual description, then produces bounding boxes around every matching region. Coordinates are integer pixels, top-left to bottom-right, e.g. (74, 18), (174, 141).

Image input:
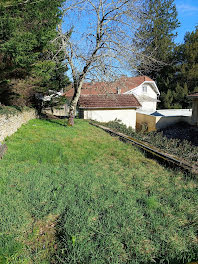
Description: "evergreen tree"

(177, 26), (198, 93)
(134, 0), (179, 79)
(0, 0), (69, 107)
(159, 26), (198, 108)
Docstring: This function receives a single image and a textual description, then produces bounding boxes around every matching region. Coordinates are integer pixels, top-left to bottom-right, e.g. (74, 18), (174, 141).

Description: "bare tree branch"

(51, 0), (162, 125)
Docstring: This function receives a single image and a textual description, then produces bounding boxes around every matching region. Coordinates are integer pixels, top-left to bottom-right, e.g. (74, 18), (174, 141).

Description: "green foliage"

(133, 1), (196, 109)
(0, 0), (69, 107)
(158, 26), (198, 109)
(0, 105), (31, 118)
(134, 0), (179, 77)
(42, 91), (68, 112)
(161, 89), (174, 108)
(100, 120), (198, 164)
(0, 119), (197, 263)
(177, 27), (198, 93)
(32, 61), (57, 85)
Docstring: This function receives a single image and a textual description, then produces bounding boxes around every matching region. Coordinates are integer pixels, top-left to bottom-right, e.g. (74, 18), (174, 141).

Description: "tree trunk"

(68, 103), (76, 126)
(67, 79), (84, 126)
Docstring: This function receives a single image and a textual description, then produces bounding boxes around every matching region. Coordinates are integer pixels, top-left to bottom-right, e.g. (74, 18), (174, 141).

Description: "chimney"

(117, 87), (121, 94)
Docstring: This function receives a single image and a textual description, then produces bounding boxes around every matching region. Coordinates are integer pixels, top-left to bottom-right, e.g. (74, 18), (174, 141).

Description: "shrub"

(98, 120), (198, 164)
(0, 105), (31, 118)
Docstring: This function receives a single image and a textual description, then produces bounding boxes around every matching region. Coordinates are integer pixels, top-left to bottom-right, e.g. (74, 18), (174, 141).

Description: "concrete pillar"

(191, 99), (198, 126)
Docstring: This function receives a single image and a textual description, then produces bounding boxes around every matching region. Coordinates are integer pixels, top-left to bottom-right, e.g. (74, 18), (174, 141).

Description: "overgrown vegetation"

(98, 120), (198, 165)
(0, 119), (197, 263)
(0, 0), (69, 108)
(0, 105), (31, 118)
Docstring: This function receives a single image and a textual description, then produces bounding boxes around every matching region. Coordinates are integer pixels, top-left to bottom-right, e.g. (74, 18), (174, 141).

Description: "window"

(117, 87), (121, 94)
(143, 85), (147, 93)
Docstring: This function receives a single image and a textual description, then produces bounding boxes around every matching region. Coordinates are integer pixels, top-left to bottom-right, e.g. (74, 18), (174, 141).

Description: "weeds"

(0, 105), (31, 118)
(0, 119), (197, 263)
(98, 120), (198, 164)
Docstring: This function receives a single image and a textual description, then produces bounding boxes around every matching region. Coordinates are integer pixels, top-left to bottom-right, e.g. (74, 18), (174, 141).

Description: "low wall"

(43, 105), (69, 117)
(155, 115), (191, 130)
(0, 109), (37, 142)
(136, 112), (192, 132)
(42, 103), (72, 117)
(136, 113), (156, 132)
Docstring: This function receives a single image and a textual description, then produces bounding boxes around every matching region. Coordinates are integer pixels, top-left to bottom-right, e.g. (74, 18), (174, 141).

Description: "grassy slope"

(0, 119), (197, 264)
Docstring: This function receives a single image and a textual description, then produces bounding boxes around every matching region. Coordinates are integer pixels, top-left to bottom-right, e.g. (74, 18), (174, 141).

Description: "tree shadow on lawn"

(40, 113), (68, 127)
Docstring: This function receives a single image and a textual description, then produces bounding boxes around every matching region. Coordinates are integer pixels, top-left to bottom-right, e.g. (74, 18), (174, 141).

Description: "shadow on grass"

(40, 113), (68, 127)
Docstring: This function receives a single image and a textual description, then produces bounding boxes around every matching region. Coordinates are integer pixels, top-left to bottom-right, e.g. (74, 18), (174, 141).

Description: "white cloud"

(177, 3), (198, 15)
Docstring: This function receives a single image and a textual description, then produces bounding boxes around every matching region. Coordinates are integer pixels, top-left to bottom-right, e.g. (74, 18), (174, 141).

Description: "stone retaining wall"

(0, 109), (37, 142)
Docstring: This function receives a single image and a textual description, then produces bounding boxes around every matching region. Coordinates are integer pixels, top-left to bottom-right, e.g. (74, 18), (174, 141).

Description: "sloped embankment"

(0, 119), (197, 263)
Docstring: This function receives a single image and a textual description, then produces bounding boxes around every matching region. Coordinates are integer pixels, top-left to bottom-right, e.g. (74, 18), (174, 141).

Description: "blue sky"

(175, 0), (198, 43)
(62, 1), (198, 45)
(62, 0), (197, 79)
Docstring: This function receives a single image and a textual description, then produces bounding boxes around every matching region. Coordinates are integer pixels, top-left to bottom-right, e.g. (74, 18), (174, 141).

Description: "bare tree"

(55, 0), (155, 125)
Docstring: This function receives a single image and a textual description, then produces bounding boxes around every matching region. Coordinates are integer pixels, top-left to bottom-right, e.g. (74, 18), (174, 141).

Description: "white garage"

(78, 94), (141, 129)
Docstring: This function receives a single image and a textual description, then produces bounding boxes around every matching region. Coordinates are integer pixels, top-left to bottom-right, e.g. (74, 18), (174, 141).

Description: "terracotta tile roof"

(188, 93), (198, 98)
(65, 76), (154, 97)
(78, 94), (141, 109)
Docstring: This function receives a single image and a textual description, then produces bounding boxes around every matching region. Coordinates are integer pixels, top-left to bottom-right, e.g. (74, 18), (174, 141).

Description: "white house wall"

(140, 101), (157, 112)
(83, 109), (136, 129)
(125, 83), (157, 99)
(124, 83), (158, 112)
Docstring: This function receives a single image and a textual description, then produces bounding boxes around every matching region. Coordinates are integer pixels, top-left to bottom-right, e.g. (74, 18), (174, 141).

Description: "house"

(122, 76), (160, 112)
(65, 75), (160, 106)
(188, 93), (198, 126)
(64, 76), (160, 128)
(78, 94), (141, 128)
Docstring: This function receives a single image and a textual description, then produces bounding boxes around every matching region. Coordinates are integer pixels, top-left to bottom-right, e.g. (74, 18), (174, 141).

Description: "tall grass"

(0, 119), (197, 263)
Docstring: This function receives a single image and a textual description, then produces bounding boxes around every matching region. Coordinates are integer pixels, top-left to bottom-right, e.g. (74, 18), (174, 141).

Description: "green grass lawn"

(0, 119), (197, 264)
